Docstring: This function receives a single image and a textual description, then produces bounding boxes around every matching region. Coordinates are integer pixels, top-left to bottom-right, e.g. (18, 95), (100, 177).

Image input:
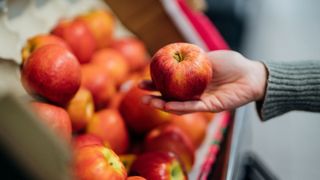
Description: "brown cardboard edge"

(104, 0), (186, 54)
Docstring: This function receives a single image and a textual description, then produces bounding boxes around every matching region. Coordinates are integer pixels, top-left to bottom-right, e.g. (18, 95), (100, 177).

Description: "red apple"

(119, 154), (137, 173)
(87, 109), (129, 154)
(21, 44), (81, 105)
(144, 124), (195, 172)
(150, 43), (212, 100)
(172, 113), (208, 148)
(74, 145), (127, 180)
(129, 152), (187, 180)
(21, 34), (70, 64)
(200, 112), (216, 122)
(119, 86), (172, 134)
(72, 134), (103, 150)
(66, 88), (94, 132)
(51, 19), (96, 64)
(77, 9), (115, 48)
(91, 48), (129, 86)
(31, 102), (72, 143)
(81, 64), (116, 110)
(110, 37), (149, 72)
(127, 176), (146, 180)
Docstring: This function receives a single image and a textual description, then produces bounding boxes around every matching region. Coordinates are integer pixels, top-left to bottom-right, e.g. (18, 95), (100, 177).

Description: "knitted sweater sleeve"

(257, 60), (320, 120)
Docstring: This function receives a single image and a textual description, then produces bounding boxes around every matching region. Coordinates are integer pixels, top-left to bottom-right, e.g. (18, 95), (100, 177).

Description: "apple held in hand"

(130, 152), (187, 180)
(74, 145), (127, 180)
(87, 109), (129, 154)
(144, 124), (195, 172)
(21, 34), (70, 64)
(150, 43), (212, 101)
(52, 19), (96, 64)
(21, 44), (81, 105)
(67, 88), (94, 132)
(31, 102), (72, 143)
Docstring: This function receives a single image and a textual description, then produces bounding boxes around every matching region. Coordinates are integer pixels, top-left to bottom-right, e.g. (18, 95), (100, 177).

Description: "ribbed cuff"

(257, 60), (320, 121)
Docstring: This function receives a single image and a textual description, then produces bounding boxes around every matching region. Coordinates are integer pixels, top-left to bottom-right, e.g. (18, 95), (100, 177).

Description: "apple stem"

(173, 52), (184, 62)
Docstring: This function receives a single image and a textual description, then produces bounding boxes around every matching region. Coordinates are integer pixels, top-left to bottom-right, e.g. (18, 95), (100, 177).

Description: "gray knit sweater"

(258, 60), (320, 121)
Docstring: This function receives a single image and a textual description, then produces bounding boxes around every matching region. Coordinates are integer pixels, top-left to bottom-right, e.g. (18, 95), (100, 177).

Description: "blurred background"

(205, 0), (320, 179)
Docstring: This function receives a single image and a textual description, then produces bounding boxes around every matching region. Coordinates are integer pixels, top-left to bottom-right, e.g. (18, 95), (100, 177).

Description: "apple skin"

(87, 109), (129, 154)
(51, 19), (96, 64)
(66, 88), (94, 132)
(21, 34), (70, 64)
(172, 113), (208, 148)
(110, 37), (149, 72)
(129, 152), (187, 180)
(31, 102), (72, 143)
(144, 124), (195, 172)
(73, 145), (127, 180)
(119, 86), (172, 134)
(81, 64), (116, 110)
(72, 134), (103, 150)
(150, 43), (212, 101)
(76, 9), (115, 48)
(200, 112), (215, 122)
(91, 48), (129, 86)
(21, 44), (81, 105)
(127, 176), (146, 180)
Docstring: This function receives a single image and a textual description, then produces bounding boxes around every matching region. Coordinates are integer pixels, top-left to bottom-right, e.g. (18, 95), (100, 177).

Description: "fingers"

(142, 95), (165, 109)
(139, 80), (157, 91)
(142, 95), (211, 114)
(164, 101), (210, 113)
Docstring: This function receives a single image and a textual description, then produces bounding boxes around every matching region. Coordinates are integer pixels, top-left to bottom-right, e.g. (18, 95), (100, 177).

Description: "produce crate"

(0, 0), (231, 179)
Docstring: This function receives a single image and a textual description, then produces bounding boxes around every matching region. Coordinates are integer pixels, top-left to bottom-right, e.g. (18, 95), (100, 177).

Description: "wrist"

(251, 61), (268, 101)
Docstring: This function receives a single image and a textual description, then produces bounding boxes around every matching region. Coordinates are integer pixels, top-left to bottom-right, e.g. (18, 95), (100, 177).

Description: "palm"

(199, 51), (264, 111)
(141, 50), (267, 114)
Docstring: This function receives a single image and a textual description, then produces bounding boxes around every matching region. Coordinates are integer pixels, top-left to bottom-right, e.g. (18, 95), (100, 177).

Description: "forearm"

(257, 60), (320, 120)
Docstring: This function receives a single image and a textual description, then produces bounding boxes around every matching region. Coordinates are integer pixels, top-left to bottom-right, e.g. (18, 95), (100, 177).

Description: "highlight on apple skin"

(150, 43), (212, 101)
(21, 44), (81, 106)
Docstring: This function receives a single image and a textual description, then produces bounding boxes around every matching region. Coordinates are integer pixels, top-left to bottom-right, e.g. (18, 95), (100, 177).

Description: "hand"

(140, 50), (267, 114)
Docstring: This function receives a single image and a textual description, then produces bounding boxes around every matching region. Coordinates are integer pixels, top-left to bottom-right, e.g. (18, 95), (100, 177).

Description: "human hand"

(140, 50), (267, 114)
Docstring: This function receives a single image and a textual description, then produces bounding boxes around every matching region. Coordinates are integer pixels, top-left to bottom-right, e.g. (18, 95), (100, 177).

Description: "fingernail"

(151, 100), (163, 109)
(141, 95), (150, 104)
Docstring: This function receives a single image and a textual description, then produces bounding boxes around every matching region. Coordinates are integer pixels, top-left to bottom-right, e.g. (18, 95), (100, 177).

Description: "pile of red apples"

(20, 9), (215, 180)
